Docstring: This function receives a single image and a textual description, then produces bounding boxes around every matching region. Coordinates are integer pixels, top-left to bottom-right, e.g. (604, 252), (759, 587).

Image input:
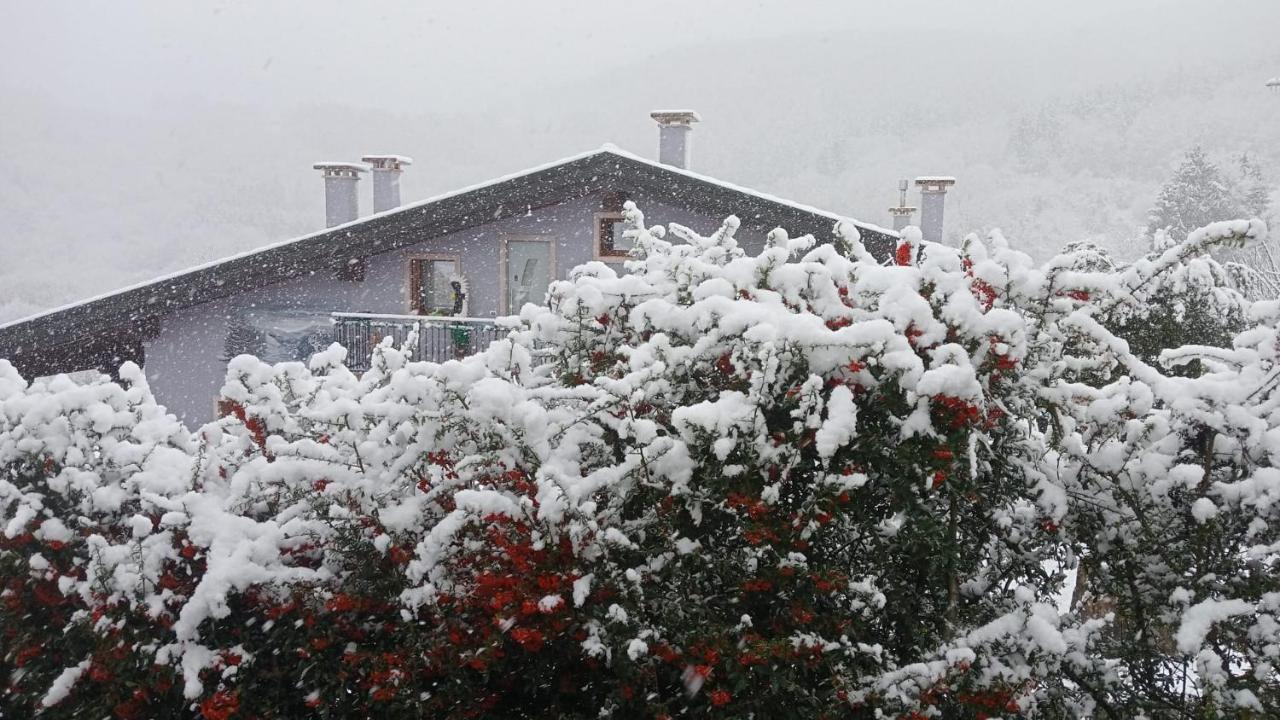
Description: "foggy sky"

(6, 1), (1261, 114)
(2, 1), (1279, 320)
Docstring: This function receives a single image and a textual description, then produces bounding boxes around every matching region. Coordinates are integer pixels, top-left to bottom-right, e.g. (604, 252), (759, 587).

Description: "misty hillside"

(1, 2), (1277, 322)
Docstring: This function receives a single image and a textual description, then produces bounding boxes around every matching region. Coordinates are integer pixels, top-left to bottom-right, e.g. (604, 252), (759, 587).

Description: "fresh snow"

(1, 204), (1276, 714)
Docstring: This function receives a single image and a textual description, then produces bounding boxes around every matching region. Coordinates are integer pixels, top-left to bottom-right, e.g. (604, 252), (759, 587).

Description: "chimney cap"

(889, 206), (918, 215)
(361, 155), (414, 170)
(915, 176), (956, 188)
(313, 161), (369, 177)
(650, 110), (702, 126)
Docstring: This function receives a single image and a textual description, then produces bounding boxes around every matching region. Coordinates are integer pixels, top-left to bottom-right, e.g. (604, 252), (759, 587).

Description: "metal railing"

(332, 312), (505, 371)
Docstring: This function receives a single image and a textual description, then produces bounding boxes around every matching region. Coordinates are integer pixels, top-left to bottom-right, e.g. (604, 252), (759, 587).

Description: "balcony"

(332, 312), (507, 371)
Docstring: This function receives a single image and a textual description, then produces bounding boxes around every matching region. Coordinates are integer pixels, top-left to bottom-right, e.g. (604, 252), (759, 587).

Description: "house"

(0, 112), (910, 426)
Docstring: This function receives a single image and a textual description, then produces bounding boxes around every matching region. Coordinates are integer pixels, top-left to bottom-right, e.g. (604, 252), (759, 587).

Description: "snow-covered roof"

(0, 148), (617, 335)
(0, 146), (897, 376)
(601, 145), (897, 237)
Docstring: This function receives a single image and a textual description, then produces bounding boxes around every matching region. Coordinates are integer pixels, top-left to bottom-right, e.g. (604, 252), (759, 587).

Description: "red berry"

(895, 243), (914, 266)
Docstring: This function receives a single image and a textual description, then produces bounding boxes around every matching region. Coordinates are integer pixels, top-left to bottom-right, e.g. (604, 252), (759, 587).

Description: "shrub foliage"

(1, 207), (1276, 718)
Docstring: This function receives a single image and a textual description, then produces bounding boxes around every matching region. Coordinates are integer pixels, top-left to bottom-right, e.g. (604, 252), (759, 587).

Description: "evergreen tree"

(1150, 148), (1280, 299)
(1218, 153), (1279, 299)
(1234, 152), (1271, 219)
(1148, 147), (1239, 242)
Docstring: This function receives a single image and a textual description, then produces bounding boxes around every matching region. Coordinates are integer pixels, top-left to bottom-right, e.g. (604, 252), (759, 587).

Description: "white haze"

(1, 0), (1278, 322)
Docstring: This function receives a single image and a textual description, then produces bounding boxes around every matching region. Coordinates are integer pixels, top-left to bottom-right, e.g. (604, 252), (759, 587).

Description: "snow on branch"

(1, 208), (1278, 717)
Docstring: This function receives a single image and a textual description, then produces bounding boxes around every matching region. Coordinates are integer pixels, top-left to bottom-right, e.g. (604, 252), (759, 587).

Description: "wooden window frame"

(593, 212), (631, 263)
(498, 235), (557, 315)
(406, 255), (461, 315)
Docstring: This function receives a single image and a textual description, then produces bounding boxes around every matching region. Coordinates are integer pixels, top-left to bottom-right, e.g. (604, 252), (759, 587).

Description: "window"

(501, 238), (554, 314)
(594, 190), (632, 262)
(224, 309), (332, 363)
(595, 212), (632, 261)
(409, 257), (461, 315)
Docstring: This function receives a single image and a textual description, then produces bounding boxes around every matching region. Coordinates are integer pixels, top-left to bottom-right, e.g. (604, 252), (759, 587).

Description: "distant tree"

(1218, 154), (1280, 298)
(1147, 147), (1238, 243)
(1234, 153), (1272, 219)
(1150, 148), (1280, 299)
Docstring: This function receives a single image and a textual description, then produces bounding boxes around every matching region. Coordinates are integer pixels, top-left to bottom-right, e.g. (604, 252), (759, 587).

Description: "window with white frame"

(502, 239), (554, 314)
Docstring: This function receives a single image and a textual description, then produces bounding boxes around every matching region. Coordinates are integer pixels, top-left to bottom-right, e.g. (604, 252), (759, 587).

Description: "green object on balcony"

(451, 323), (472, 353)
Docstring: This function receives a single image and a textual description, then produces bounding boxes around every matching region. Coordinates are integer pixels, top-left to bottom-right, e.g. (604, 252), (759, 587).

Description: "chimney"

(914, 176), (956, 244)
(313, 162), (367, 228)
(361, 155), (413, 213)
(650, 110), (701, 169)
(888, 179), (917, 232)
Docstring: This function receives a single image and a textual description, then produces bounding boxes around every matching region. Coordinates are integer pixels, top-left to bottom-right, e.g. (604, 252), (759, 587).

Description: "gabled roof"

(0, 146), (896, 375)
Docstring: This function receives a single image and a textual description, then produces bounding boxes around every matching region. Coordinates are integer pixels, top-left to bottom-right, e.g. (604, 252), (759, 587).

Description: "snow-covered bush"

(1, 206), (1276, 718)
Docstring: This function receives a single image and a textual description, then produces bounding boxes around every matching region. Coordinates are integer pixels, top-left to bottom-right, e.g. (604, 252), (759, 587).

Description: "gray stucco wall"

(143, 194), (762, 426)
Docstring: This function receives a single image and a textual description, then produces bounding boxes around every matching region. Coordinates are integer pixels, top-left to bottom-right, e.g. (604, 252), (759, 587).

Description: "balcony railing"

(332, 312), (506, 371)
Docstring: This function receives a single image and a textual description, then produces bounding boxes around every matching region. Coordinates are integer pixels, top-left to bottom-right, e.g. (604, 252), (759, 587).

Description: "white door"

(504, 239), (554, 313)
